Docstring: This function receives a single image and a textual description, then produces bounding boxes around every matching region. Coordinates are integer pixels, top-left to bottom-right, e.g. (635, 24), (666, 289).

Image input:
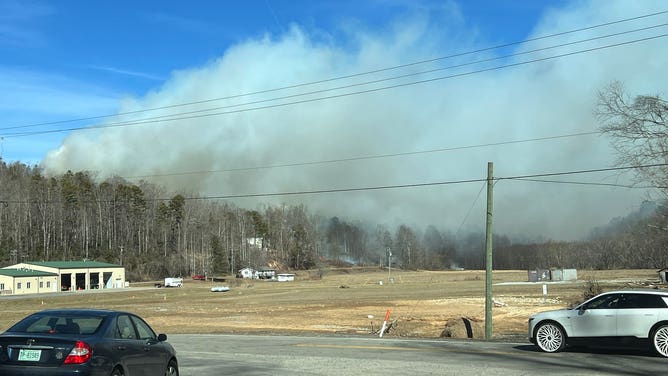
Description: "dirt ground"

(0, 269), (662, 340)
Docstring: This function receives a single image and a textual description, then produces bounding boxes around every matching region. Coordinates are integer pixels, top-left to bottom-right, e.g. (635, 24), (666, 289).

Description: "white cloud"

(41, 1), (668, 240)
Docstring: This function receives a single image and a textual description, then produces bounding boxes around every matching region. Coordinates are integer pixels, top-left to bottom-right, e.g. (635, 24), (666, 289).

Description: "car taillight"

(64, 341), (92, 364)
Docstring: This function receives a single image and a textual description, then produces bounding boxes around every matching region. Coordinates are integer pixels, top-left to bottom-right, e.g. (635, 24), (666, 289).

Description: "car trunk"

(0, 335), (79, 367)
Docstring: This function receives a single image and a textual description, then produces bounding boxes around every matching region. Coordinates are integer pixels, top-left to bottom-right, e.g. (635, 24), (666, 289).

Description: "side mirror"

(158, 333), (167, 342)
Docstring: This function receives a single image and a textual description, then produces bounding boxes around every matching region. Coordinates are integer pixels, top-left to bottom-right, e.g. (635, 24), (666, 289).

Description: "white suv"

(528, 289), (668, 356)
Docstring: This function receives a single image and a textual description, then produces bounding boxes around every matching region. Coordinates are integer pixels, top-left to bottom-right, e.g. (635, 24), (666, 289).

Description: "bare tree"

(597, 81), (668, 190)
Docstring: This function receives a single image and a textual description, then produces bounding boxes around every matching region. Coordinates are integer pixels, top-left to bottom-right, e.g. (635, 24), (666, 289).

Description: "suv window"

(583, 294), (621, 309)
(617, 293), (667, 309)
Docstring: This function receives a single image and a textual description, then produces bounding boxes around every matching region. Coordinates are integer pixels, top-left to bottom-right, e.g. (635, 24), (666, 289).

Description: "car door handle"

(116, 346), (127, 351)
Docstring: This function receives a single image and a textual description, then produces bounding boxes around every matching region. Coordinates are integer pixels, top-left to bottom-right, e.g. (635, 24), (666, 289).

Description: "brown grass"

(0, 269), (661, 339)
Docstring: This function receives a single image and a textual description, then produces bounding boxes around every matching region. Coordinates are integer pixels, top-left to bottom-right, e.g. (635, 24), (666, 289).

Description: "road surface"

(168, 334), (666, 375)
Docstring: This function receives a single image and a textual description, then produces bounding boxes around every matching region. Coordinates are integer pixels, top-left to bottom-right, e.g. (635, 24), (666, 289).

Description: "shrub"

(570, 278), (603, 307)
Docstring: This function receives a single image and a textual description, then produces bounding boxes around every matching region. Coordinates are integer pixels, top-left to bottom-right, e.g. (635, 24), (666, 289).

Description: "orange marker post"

(379, 308), (391, 337)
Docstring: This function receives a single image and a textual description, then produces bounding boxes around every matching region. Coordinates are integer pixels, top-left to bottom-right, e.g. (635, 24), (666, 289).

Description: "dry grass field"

(0, 268), (662, 340)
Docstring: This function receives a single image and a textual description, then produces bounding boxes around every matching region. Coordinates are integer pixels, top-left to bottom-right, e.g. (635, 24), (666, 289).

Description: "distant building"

(277, 274), (295, 282)
(3, 260), (125, 294)
(256, 268), (276, 279)
(528, 268), (577, 282)
(659, 268), (668, 284)
(0, 269), (58, 295)
(246, 238), (264, 250)
(238, 267), (256, 279)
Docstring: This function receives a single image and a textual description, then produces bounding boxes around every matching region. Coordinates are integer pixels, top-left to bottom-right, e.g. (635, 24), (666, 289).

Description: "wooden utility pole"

(485, 162), (494, 340)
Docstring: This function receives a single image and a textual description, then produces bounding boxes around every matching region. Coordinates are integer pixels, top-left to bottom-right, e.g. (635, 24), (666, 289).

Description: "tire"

(651, 324), (668, 358)
(165, 359), (179, 376)
(110, 367), (124, 376)
(534, 321), (566, 353)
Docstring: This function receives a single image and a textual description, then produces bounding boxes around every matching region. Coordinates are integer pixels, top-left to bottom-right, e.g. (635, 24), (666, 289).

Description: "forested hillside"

(1, 160), (666, 281)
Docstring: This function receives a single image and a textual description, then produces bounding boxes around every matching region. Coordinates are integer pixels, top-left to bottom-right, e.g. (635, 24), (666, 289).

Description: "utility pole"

(485, 162), (494, 340)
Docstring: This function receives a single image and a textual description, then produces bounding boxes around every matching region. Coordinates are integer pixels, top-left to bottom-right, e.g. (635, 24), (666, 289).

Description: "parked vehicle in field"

(210, 286), (230, 292)
(529, 289), (668, 357)
(0, 308), (178, 375)
(192, 275), (205, 281)
(164, 277), (183, 287)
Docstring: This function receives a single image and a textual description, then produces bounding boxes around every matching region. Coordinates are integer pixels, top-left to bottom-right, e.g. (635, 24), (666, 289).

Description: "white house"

(238, 267), (256, 279)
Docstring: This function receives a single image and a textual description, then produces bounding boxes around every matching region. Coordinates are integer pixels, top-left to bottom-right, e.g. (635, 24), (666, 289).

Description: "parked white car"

(528, 289), (668, 357)
(210, 286), (230, 292)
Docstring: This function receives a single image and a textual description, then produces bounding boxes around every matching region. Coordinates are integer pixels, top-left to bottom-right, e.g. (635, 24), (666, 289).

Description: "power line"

(122, 131), (599, 179)
(456, 182), (487, 236)
(4, 163), (666, 204)
(504, 177), (653, 189)
(188, 163), (668, 200)
(4, 32), (667, 139)
(3, 10), (666, 132)
(30, 22), (668, 135)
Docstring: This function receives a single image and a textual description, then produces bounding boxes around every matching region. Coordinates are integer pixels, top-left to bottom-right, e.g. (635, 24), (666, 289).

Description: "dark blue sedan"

(0, 308), (178, 376)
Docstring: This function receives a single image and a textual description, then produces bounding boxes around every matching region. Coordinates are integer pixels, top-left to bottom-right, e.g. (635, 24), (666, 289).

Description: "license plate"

(18, 349), (41, 361)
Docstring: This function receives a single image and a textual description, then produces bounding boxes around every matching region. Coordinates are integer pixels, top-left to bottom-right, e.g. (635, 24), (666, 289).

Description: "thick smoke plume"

(42, 1), (667, 240)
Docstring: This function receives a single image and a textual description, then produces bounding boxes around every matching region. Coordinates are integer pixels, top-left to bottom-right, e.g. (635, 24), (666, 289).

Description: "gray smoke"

(42, 1), (667, 240)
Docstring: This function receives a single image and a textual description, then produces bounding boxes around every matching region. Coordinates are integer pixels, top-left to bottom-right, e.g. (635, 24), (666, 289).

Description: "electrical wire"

(122, 131), (599, 179)
(3, 10), (666, 132)
(455, 182), (487, 237)
(172, 163), (668, 200)
(21, 21), (666, 136)
(3, 31), (667, 138)
(5, 163), (665, 205)
(505, 177), (660, 189)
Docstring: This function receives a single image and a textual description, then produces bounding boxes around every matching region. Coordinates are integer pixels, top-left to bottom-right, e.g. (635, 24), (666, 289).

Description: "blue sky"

(1, 0), (666, 240)
(1, 1), (562, 100)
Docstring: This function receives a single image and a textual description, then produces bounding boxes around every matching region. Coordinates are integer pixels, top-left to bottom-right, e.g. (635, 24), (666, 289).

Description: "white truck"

(164, 277), (183, 287)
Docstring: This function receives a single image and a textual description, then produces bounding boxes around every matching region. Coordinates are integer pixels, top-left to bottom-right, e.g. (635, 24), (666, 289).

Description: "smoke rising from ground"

(42, 1), (667, 240)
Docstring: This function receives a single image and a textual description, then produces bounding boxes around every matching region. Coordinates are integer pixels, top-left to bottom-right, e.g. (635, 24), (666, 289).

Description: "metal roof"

(23, 261), (122, 269)
(0, 269), (58, 277)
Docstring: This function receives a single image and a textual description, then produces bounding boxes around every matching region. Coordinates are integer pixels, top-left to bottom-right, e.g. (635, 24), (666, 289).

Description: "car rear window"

(8, 314), (105, 335)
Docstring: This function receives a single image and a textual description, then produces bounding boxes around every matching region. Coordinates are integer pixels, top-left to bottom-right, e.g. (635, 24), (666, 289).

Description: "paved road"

(168, 334), (666, 375)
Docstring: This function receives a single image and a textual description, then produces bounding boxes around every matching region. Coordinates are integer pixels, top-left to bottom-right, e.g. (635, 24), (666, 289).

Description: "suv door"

(571, 293), (620, 337)
(615, 293), (664, 337)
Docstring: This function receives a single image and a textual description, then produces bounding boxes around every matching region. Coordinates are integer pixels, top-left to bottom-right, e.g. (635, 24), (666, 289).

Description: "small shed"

(561, 269), (577, 281)
(257, 268), (276, 280)
(550, 268), (577, 281)
(659, 268), (668, 284)
(528, 269), (551, 282)
(277, 274), (295, 282)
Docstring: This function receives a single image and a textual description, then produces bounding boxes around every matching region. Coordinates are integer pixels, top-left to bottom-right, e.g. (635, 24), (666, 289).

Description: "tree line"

(1, 159), (666, 281)
(1, 82), (667, 279)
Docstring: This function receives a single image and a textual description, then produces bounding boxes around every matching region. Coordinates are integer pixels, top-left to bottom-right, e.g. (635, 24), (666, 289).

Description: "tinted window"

(617, 294), (667, 309)
(8, 313), (104, 335)
(116, 315), (137, 339)
(130, 315), (156, 340)
(583, 294), (621, 309)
